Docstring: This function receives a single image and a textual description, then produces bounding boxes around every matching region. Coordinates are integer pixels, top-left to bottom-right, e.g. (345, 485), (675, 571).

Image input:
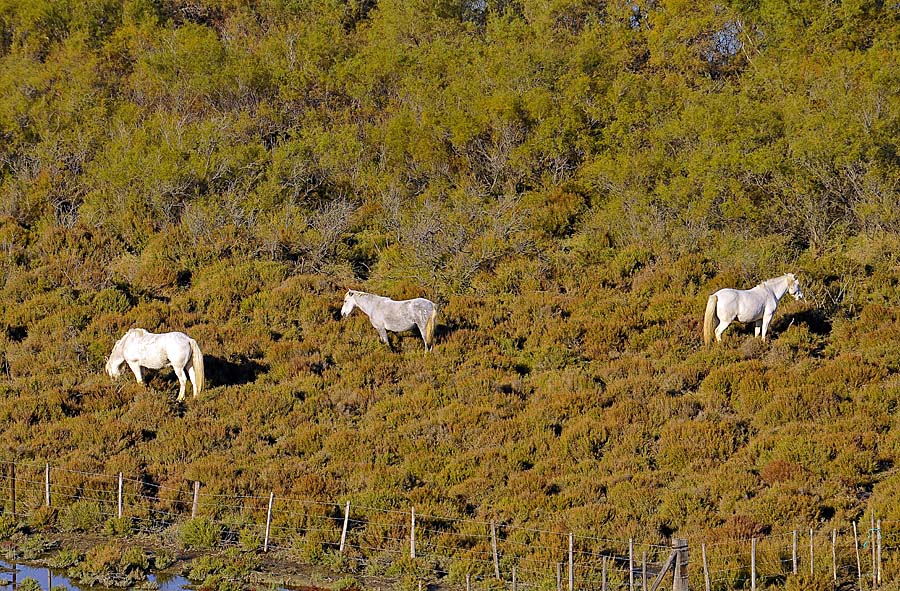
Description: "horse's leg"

(760, 312), (772, 341)
(173, 365), (188, 402)
(416, 319), (429, 351)
(754, 320), (762, 338)
(376, 326), (392, 350)
(188, 365), (198, 398)
(127, 361), (143, 384)
(714, 318), (733, 342)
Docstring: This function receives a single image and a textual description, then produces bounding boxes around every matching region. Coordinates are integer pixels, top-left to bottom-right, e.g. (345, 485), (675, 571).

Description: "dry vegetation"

(1, 0), (900, 588)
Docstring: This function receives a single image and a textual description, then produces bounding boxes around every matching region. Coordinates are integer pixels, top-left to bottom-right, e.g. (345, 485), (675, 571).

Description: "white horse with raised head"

(106, 328), (205, 401)
(341, 290), (438, 352)
(703, 273), (804, 344)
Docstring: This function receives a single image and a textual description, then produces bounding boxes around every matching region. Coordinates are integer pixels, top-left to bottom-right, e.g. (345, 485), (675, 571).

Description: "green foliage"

(14, 534), (55, 560)
(103, 516), (134, 535)
(1, 0), (900, 584)
(26, 507), (56, 532)
(60, 500), (103, 532)
(180, 517), (222, 549)
(0, 514), (18, 539)
(153, 548), (176, 570)
(72, 541), (150, 587)
(49, 548), (82, 568)
(333, 576), (363, 591)
(188, 547), (257, 586)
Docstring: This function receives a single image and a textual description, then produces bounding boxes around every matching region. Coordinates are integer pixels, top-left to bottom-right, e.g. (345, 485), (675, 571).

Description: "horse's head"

(105, 355), (123, 378)
(105, 331), (131, 378)
(341, 290), (357, 317)
(786, 273), (804, 300)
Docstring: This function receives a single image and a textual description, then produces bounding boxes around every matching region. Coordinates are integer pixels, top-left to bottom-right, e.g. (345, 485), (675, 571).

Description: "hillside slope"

(1, 0), (900, 584)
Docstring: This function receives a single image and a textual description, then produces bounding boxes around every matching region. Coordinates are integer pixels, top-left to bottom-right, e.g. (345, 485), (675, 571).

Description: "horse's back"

(373, 297), (433, 331)
(714, 286), (768, 322)
(124, 329), (193, 368)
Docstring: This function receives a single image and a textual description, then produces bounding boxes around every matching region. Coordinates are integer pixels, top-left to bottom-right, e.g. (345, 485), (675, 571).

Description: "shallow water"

(0, 559), (193, 590)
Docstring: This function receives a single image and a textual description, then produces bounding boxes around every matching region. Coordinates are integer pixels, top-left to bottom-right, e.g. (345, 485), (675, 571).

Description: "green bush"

(0, 514), (19, 539)
(60, 500), (103, 532)
(27, 506), (57, 531)
(49, 548), (82, 568)
(333, 576), (363, 591)
(153, 548), (176, 570)
(103, 516), (134, 535)
(71, 541), (150, 587)
(180, 517), (222, 549)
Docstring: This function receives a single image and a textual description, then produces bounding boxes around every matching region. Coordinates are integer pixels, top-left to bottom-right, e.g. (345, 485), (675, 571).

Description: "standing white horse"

(703, 273), (804, 344)
(341, 290), (438, 352)
(106, 328), (205, 401)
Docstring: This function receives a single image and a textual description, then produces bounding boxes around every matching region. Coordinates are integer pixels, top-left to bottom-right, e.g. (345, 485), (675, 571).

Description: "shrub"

(333, 576), (363, 590)
(0, 514), (18, 539)
(16, 535), (55, 560)
(238, 526), (262, 551)
(27, 506), (57, 531)
(103, 516), (134, 535)
(72, 541), (150, 587)
(49, 548), (82, 568)
(180, 517), (222, 549)
(60, 500), (103, 532)
(153, 548), (176, 570)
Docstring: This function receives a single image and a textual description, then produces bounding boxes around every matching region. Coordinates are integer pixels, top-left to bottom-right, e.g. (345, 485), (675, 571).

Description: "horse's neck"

(353, 293), (385, 315)
(761, 277), (790, 301)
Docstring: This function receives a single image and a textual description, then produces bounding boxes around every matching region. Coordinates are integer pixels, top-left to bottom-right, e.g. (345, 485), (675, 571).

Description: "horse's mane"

(113, 328), (148, 351)
(760, 273), (794, 288)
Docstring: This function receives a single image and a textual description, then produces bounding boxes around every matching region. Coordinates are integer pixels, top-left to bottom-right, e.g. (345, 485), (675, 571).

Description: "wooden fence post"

(466, 573), (471, 591)
(792, 530), (798, 575)
(556, 562), (561, 591)
(602, 556), (607, 591)
(117, 473), (123, 518)
(191, 481), (200, 518)
(9, 463), (15, 517)
(642, 551), (647, 591)
(702, 543), (710, 591)
(629, 538), (634, 591)
(877, 518), (882, 586)
(410, 506), (416, 560)
(512, 565), (517, 591)
(673, 538), (688, 591)
(751, 537), (757, 591)
(809, 528), (814, 576)
(854, 520), (862, 589)
(491, 520), (501, 580)
(263, 492), (274, 552)
(339, 501), (350, 553)
(831, 529), (837, 583)
(44, 463), (50, 507)
(569, 533), (575, 591)
(872, 513), (876, 589)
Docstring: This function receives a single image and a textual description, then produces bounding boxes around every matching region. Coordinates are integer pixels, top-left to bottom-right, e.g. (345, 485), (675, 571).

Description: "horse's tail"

(424, 305), (438, 352)
(703, 294), (718, 345)
(190, 339), (205, 395)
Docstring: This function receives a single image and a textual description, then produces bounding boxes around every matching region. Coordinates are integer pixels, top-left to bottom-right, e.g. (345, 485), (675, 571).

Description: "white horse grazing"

(106, 328), (205, 401)
(703, 273), (804, 344)
(341, 290), (438, 352)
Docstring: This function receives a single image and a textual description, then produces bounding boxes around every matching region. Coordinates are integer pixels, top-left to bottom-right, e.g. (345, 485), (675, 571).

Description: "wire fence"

(0, 460), (894, 590)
